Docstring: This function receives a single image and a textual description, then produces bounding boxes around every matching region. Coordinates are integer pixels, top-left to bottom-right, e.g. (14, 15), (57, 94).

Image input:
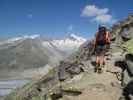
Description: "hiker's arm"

(107, 31), (111, 44)
(106, 31), (111, 50)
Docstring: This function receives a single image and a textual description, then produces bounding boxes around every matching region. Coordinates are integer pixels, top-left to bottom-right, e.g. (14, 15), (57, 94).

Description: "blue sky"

(0, 0), (132, 38)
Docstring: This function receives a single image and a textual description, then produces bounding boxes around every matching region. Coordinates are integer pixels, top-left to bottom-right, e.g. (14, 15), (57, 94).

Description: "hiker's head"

(98, 25), (106, 33)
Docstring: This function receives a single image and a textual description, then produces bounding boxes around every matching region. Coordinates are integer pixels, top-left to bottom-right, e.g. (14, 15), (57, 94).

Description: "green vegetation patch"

(123, 39), (133, 54)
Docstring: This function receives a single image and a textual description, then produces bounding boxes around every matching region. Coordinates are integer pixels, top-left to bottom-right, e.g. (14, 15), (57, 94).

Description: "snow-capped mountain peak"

(68, 34), (86, 42)
(0, 33), (86, 65)
(0, 34), (40, 45)
(42, 34), (86, 55)
(0, 34), (86, 56)
(23, 34), (40, 39)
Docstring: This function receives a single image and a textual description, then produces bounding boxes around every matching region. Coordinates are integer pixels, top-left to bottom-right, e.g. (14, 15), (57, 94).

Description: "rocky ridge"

(4, 14), (133, 100)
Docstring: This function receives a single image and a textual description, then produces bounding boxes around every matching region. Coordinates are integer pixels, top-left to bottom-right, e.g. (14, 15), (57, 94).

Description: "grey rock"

(66, 62), (84, 75)
(122, 70), (132, 86)
(121, 26), (132, 41)
(121, 33), (131, 41)
(125, 54), (133, 76)
(58, 61), (70, 81)
(121, 80), (133, 100)
(66, 66), (82, 75)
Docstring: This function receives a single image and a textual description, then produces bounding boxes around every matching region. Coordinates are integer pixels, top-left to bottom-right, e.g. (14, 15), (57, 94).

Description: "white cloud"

(81, 5), (109, 17)
(81, 5), (116, 24)
(93, 14), (112, 23)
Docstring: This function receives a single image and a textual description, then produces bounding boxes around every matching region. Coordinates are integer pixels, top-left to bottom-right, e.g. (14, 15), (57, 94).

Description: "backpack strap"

(94, 32), (99, 47)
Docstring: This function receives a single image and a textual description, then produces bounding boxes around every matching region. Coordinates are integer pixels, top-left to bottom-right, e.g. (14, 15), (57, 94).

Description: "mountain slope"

(0, 34), (86, 78)
(5, 15), (133, 100)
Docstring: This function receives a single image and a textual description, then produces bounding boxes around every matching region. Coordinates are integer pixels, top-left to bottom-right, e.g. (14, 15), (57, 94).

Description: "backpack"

(95, 31), (110, 45)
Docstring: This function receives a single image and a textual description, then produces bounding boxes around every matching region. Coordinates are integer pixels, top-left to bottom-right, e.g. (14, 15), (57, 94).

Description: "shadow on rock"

(120, 80), (133, 100)
(91, 61), (96, 67)
(125, 54), (133, 77)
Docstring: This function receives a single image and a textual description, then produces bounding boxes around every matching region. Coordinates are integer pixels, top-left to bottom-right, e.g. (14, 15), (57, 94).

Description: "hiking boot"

(94, 67), (98, 73)
(101, 64), (105, 68)
(98, 64), (103, 74)
(95, 64), (100, 73)
(98, 68), (103, 74)
(103, 61), (105, 65)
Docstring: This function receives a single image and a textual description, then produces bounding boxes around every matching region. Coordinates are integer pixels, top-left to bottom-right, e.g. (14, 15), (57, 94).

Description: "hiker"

(94, 25), (110, 73)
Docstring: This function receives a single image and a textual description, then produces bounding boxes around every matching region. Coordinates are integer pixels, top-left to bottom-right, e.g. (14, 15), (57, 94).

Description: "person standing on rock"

(94, 25), (110, 73)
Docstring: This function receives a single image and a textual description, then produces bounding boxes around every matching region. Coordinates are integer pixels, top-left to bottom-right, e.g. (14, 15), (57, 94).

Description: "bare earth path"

(61, 51), (123, 100)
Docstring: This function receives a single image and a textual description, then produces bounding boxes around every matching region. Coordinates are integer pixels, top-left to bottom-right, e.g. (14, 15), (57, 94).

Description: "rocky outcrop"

(111, 14), (133, 44)
(111, 15), (133, 100)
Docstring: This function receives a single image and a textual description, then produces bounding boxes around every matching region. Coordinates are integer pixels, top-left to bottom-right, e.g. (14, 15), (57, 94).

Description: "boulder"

(120, 80), (133, 100)
(58, 66), (69, 81)
(121, 30), (131, 41)
(122, 69), (133, 86)
(120, 54), (133, 86)
(121, 34), (131, 41)
(125, 54), (133, 76)
(66, 66), (82, 75)
(66, 62), (84, 75)
(58, 60), (84, 81)
(58, 61), (70, 81)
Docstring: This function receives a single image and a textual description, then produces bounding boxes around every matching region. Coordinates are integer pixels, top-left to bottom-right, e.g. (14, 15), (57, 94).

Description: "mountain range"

(0, 34), (86, 78)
